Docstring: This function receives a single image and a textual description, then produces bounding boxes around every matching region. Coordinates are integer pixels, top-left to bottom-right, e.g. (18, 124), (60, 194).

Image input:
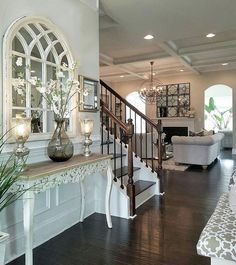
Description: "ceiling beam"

(113, 52), (169, 65)
(158, 41), (200, 74)
(178, 40), (236, 56)
(192, 55), (236, 68)
(100, 53), (147, 80)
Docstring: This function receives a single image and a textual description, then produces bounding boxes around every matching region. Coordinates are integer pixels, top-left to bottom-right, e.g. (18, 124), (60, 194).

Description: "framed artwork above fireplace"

(156, 83), (190, 118)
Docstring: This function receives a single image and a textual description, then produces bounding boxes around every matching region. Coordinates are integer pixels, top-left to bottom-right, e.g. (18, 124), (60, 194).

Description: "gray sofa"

(171, 133), (224, 168)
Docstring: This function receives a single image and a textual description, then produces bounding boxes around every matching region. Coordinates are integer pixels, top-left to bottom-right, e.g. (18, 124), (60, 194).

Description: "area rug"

(147, 157), (190, 171)
(162, 158), (190, 171)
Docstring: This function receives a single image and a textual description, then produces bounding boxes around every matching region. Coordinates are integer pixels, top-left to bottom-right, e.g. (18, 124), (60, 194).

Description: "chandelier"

(139, 61), (163, 104)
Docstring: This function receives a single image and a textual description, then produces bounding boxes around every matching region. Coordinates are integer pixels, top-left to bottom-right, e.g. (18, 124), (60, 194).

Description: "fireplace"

(163, 126), (188, 144)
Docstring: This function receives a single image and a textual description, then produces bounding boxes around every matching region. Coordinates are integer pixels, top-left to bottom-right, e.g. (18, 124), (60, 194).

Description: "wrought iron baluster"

(120, 126), (124, 189)
(135, 113), (137, 157)
(140, 117), (143, 162)
(145, 120), (148, 167)
(151, 126), (154, 172)
(113, 122), (117, 182)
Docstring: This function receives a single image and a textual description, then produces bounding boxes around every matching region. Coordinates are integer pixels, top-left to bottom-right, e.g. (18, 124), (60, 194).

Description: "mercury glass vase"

(47, 118), (74, 162)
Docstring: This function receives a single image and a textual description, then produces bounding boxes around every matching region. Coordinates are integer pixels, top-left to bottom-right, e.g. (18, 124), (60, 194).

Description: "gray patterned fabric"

(197, 193), (236, 262)
(229, 170), (236, 190)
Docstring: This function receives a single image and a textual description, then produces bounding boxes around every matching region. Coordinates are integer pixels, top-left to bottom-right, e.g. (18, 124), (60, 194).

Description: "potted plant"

(0, 131), (27, 265)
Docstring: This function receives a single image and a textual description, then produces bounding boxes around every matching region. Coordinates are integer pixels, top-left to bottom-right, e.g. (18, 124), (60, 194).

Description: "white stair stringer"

(99, 127), (160, 219)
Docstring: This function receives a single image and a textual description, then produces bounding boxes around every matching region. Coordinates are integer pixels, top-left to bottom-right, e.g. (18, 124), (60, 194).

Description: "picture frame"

(79, 76), (98, 112)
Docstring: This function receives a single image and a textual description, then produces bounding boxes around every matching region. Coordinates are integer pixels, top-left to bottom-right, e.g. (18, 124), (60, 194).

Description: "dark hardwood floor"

(8, 150), (235, 265)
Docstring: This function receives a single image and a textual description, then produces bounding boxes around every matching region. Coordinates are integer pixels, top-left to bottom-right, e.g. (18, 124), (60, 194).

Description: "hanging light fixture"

(139, 61), (163, 104)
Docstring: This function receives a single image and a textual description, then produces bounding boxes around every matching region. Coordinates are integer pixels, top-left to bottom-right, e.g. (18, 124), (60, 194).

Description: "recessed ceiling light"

(120, 75), (124, 78)
(180, 69), (184, 72)
(206, 33), (215, 38)
(152, 72), (156, 76)
(144, 34), (154, 40)
(222, 63), (229, 66)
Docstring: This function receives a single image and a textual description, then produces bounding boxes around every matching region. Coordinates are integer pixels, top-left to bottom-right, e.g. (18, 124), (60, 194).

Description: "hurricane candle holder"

(12, 114), (31, 172)
(80, 119), (94, 156)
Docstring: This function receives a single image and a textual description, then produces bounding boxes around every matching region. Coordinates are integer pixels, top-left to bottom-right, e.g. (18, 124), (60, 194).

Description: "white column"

(105, 161), (113, 228)
(23, 190), (35, 265)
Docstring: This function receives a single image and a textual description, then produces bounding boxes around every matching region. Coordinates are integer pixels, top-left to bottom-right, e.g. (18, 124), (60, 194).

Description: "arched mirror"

(3, 17), (74, 137)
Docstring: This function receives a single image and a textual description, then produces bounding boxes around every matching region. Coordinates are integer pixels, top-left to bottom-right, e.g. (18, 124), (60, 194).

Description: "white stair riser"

(135, 185), (156, 209)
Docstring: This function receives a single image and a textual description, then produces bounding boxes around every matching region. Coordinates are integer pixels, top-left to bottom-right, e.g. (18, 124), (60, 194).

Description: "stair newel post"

(157, 119), (163, 170)
(126, 118), (136, 217)
(157, 119), (164, 194)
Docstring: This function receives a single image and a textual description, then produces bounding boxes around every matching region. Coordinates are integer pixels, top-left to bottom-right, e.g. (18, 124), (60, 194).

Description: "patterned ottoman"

(197, 193), (236, 265)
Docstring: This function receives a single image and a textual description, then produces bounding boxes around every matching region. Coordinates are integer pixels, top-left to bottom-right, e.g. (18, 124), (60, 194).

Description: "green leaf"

(208, 97), (216, 111)
(205, 105), (211, 113)
(213, 114), (224, 122)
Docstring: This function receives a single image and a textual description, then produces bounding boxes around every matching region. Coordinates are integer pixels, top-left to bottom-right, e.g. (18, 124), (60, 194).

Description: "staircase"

(100, 80), (163, 218)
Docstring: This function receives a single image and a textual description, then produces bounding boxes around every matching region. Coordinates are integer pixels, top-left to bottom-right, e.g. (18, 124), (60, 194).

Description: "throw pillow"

(189, 130), (204, 136)
(202, 128), (215, 136)
(229, 185), (236, 215)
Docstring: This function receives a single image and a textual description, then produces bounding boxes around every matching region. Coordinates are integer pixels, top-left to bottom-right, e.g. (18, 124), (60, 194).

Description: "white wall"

(110, 69), (236, 150)
(0, 0), (103, 262)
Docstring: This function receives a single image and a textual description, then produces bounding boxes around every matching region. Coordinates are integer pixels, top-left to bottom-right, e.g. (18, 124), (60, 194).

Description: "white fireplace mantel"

(152, 117), (195, 132)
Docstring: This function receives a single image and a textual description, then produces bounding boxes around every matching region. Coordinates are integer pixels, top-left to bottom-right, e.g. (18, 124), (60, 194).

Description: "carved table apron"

(13, 154), (113, 265)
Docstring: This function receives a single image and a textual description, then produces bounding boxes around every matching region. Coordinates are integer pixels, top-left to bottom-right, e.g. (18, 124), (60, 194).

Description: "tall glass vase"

(47, 118), (74, 162)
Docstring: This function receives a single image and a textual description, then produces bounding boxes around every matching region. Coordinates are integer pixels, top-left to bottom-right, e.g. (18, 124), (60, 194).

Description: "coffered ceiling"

(99, 0), (236, 82)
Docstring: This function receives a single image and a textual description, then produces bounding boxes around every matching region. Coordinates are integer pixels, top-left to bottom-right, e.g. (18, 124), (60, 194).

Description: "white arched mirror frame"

(3, 16), (77, 141)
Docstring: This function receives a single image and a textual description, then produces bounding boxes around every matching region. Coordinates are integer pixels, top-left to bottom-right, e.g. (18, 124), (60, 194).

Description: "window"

(204, 84), (232, 131)
(126, 92), (146, 133)
(3, 17), (74, 137)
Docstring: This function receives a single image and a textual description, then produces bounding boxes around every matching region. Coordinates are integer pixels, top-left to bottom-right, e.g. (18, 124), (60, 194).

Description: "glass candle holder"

(80, 119), (94, 156)
(12, 115), (31, 172)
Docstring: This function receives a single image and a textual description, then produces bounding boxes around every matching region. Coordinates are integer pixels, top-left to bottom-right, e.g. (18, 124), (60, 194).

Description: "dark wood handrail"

(100, 80), (158, 129)
(101, 101), (128, 132)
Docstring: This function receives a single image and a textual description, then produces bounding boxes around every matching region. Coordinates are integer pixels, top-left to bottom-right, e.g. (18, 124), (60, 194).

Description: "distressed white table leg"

(23, 190), (35, 265)
(106, 162), (113, 228)
(79, 177), (85, 222)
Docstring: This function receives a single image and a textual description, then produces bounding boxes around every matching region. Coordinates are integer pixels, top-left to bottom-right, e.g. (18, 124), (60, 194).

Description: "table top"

(20, 153), (112, 180)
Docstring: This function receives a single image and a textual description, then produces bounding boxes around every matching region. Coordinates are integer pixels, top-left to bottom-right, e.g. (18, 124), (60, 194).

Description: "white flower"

(83, 90), (89, 96)
(56, 71), (65, 78)
(62, 62), (68, 68)
(52, 95), (59, 101)
(17, 88), (23, 95)
(29, 76), (38, 86)
(12, 78), (25, 89)
(36, 86), (46, 93)
(16, 57), (23, 66)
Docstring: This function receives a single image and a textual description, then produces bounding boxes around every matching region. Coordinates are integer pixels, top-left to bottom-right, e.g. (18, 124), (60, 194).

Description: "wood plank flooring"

(8, 150), (235, 265)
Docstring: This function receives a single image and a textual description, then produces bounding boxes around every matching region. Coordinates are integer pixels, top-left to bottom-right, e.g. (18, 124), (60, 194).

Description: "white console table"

(13, 154), (113, 265)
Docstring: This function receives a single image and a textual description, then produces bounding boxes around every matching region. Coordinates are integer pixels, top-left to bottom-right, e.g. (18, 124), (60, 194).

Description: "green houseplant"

(0, 130), (27, 265)
(205, 97), (232, 130)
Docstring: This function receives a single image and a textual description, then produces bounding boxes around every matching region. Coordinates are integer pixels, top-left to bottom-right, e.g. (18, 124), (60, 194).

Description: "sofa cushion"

(172, 133), (224, 146)
(197, 193), (236, 262)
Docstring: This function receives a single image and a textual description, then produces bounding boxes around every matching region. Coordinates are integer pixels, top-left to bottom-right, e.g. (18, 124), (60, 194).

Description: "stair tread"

(113, 166), (140, 178)
(134, 180), (156, 196)
(111, 153), (126, 159)
(101, 140), (113, 145)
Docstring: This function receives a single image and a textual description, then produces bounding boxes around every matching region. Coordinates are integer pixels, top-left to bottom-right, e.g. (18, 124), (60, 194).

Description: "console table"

(12, 154), (113, 265)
